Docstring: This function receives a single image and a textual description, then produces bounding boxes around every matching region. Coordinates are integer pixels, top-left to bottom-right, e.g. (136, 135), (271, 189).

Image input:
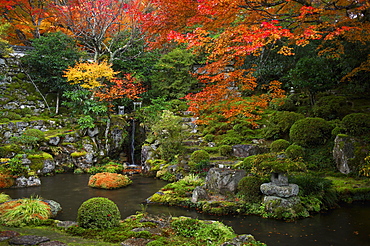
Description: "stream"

(1, 174), (369, 246)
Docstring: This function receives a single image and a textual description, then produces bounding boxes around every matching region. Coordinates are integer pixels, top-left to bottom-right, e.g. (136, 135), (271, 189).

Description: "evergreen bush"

(290, 117), (333, 147)
(312, 95), (349, 120)
(237, 176), (266, 203)
(189, 150), (210, 172)
(270, 139), (290, 152)
(219, 145), (233, 156)
(285, 144), (305, 160)
(77, 197), (121, 229)
(264, 111), (304, 139)
(269, 97), (296, 111)
(342, 113), (370, 136)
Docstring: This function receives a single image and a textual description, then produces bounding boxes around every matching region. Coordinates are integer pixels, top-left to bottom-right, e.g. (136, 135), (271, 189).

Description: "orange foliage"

(0, 0), (60, 45)
(0, 173), (14, 188)
(88, 172), (132, 189)
(95, 74), (146, 109)
(140, 0), (369, 125)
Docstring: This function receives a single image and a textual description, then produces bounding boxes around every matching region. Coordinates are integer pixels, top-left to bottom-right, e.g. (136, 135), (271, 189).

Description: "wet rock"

(333, 135), (355, 174)
(220, 234), (257, 246)
(204, 168), (246, 195)
(0, 231), (20, 242)
(42, 159), (56, 174)
(260, 183), (299, 198)
(39, 241), (68, 246)
(56, 221), (78, 229)
(263, 196), (301, 212)
(14, 176), (41, 187)
(9, 235), (50, 245)
(48, 136), (60, 146)
(44, 200), (62, 218)
(121, 238), (153, 246)
(191, 186), (209, 203)
(232, 144), (268, 158)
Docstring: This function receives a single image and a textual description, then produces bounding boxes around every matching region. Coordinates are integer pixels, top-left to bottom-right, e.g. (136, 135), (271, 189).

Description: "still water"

(1, 174), (370, 246)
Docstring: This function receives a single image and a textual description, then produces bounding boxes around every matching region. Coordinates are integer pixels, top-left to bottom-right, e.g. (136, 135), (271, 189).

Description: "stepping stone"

(40, 241), (68, 246)
(9, 235), (50, 245)
(0, 230), (20, 241)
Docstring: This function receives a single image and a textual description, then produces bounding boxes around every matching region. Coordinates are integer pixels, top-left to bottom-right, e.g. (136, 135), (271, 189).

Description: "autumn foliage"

(140, 0), (370, 124)
(88, 172), (132, 189)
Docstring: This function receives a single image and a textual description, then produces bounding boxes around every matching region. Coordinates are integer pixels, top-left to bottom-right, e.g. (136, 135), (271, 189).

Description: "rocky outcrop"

(191, 168), (245, 202)
(14, 176), (41, 188)
(260, 183), (299, 198)
(204, 168), (246, 195)
(232, 144), (268, 158)
(333, 135), (356, 174)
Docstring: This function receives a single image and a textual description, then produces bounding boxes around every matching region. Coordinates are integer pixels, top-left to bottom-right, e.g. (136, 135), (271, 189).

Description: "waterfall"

(131, 119), (135, 165)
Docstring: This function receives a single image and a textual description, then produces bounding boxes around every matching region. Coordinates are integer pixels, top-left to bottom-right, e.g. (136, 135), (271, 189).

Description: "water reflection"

(1, 174), (369, 246)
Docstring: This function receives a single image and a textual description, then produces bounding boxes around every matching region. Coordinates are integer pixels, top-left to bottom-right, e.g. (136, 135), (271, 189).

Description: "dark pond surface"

(1, 174), (370, 246)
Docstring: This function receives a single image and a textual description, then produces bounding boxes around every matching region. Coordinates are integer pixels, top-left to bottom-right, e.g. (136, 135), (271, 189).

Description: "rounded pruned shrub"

(77, 197), (121, 229)
(189, 150), (210, 172)
(342, 113), (370, 136)
(219, 145), (233, 156)
(312, 95), (349, 120)
(289, 117), (333, 147)
(264, 111), (305, 139)
(285, 144), (305, 160)
(270, 139), (290, 152)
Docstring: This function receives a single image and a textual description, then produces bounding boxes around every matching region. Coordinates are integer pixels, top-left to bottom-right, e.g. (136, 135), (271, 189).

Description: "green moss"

(71, 151), (87, 158)
(27, 152), (53, 171)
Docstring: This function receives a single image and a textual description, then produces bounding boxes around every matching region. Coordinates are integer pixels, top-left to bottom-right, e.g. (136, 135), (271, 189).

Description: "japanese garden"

(0, 0), (369, 245)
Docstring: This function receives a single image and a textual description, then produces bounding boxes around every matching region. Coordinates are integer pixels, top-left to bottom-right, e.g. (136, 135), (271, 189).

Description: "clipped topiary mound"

(264, 111), (305, 139)
(237, 176), (267, 203)
(289, 117), (333, 147)
(189, 150), (210, 172)
(88, 172), (132, 189)
(77, 197), (120, 229)
(219, 145), (233, 156)
(342, 113), (370, 136)
(270, 139), (290, 152)
(285, 144), (305, 160)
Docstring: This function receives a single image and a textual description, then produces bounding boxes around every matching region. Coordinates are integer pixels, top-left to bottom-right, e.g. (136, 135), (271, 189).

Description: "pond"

(1, 174), (370, 246)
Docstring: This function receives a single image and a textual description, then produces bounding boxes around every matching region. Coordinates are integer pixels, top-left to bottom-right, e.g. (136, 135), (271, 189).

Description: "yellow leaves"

(277, 46), (295, 56)
(63, 61), (118, 89)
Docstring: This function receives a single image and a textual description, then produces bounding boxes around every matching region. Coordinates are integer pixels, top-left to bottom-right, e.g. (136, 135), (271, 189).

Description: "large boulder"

(263, 196), (301, 212)
(333, 135), (356, 174)
(191, 186), (209, 203)
(260, 183), (299, 198)
(204, 168), (246, 195)
(232, 144), (268, 158)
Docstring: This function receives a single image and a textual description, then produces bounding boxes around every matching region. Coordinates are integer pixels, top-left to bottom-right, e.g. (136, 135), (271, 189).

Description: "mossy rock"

(27, 152), (53, 171)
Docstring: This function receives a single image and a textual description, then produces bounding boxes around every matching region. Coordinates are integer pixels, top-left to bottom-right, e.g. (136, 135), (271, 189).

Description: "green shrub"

(0, 118), (9, 123)
(77, 197), (121, 229)
(219, 145), (233, 156)
(189, 150), (210, 172)
(237, 176), (267, 203)
(289, 175), (333, 196)
(264, 111), (305, 139)
(342, 113), (370, 136)
(204, 134), (215, 142)
(4, 112), (21, 120)
(23, 129), (45, 140)
(290, 117), (333, 147)
(285, 144), (305, 160)
(269, 97), (296, 111)
(270, 139), (290, 152)
(219, 136), (242, 145)
(312, 96), (349, 120)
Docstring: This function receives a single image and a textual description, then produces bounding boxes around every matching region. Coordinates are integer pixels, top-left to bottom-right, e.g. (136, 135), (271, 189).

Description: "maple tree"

(95, 74), (146, 109)
(140, 0), (370, 125)
(0, 0), (59, 45)
(55, 0), (147, 62)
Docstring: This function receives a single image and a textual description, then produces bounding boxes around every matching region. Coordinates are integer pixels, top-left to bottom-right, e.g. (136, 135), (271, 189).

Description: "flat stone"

(260, 183), (299, 198)
(39, 241), (68, 246)
(9, 235), (50, 245)
(0, 231), (20, 241)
